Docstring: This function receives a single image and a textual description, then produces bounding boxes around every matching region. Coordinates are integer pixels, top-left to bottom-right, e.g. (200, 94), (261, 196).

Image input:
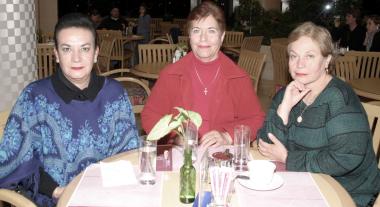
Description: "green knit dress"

(258, 76), (380, 207)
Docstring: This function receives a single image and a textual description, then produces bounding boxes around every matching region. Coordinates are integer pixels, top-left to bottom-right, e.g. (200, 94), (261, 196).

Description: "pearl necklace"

(194, 64), (221, 95)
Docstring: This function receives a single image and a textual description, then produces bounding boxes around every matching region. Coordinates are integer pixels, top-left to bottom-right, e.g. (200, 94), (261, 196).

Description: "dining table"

(348, 78), (380, 101)
(131, 62), (170, 80)
(57, 145), (356, 207)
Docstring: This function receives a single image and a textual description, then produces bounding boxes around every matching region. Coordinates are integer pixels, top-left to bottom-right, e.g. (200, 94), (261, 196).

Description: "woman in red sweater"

(141, 1), (265, 148)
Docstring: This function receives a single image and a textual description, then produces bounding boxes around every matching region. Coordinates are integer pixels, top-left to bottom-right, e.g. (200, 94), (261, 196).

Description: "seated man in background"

(98, 6), (127, 31)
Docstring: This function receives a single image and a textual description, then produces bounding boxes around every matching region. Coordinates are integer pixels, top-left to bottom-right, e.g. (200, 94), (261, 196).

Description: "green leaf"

(147, 107), (203, 141)
(187, 111), (202, 129)
(174, 107), (202, 129)
(147, 114), (174, 141)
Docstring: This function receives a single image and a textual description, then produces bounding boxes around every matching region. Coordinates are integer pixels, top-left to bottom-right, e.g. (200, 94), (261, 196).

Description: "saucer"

(238, 173), (284, 191)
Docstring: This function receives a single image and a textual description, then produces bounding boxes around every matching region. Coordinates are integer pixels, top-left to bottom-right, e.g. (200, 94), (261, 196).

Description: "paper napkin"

(99, 160), (138, 187)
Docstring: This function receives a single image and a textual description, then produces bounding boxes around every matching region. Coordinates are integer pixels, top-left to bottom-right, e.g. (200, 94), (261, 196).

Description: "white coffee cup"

(247, 160), (276, 185)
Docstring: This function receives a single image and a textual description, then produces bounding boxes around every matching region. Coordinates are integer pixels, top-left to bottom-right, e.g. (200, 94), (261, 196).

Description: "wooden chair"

(362, 101), (380, 167)
(223, 31), (244, 48)
(138, 44), (176, 64)
(271, 37), (288, 45)
(40, 31), (54, 43)
(111, 36), (133, 68)
(96, 37), (114, 74)
(345, 51), (380, 78)
(114, 77), (151, 114)
(149, 33), (174, 44)
(173, 18), (187, 33)
(151, 18), (163, 32)
(36, 43), (55, 79)
(271, 43), (291, 92)
(0, 109), (10, 139)
(334, 55), (358, 81)
(96, 30), (122, 46)
(237, 50), (266, 91)
(99, 68), (131, 77)
(178, 36), (189, 45)
(159, 22), (179, 36)
(223, 36), (263, 56)
(0, 189), (36, 207)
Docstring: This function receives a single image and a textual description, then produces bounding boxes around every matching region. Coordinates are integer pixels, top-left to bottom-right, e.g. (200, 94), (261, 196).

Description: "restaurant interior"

(0, 0), (379, 206)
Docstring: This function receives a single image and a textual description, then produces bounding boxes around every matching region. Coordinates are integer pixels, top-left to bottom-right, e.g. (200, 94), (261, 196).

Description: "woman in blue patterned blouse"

(0, 13), (139, 206)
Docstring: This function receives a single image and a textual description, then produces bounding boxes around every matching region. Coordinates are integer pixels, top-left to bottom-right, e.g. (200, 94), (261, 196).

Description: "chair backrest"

(238, 50), (266, 91)
(223, 31), (244, 48)
(178, 36), (189, 46)
(36, 43), (55, 79)
(345, 51), (380, 78)
(151, 18), (163, 32)
(0, 109), (10, 139)
(110, 36), (132, 68)
(241, 36), (263, 52)
(159, 22), (179, 35)
(138, 44), (176, 64)
(114, 77), (151, 114)
(96, 30), (122, 46)
(271, 37), (288, 45)
(271, 43), (291, 88)
(362, 101), (380, 166)
(173, 18), (187, 33)
(149, 34), (174, 44)
(0, 189), (37, 207)
(99, 68), (131, 77)
(40, 31), (54, 43)
(334, 55), (358, 81)
(96, 37), (115, 73)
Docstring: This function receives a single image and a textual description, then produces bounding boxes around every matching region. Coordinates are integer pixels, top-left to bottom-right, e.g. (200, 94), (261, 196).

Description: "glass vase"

(179, 147), (196, 203)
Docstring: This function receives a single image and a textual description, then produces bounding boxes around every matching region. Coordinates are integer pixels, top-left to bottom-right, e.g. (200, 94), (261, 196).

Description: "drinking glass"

(209, 165), (234, 207)
(139, 138), (157, 185)
(233, 125), (251, 171)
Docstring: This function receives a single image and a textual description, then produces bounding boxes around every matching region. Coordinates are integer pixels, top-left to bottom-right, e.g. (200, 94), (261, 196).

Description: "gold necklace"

(193, 64), (221, 95)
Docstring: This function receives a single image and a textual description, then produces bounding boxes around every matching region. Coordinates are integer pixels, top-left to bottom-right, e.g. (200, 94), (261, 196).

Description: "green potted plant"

(146, 107), (202, 203)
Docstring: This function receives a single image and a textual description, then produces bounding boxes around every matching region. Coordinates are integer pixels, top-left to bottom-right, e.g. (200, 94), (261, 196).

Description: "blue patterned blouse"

(0, 77), (139, 200)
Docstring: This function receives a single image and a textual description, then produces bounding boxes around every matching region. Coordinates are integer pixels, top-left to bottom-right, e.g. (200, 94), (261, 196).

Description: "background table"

(58, 147), (355, 207)
(349, 78), (380, 100)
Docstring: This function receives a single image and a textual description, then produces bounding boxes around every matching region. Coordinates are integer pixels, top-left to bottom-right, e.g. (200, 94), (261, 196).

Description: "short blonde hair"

(288, 22), (333, 57)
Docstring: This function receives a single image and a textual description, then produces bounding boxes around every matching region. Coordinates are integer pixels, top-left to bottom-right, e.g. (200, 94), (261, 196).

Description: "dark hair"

(368, 15), (380, 26)
(186, 1), (225, 34)
(54, 13), (97, 48)
(346, 8), (361, 23)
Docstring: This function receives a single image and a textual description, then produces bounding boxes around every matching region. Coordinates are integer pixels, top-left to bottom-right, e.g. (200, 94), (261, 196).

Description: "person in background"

(141, 1), (265, 148)
(257, 22), (380, 207)
(330, 16), (343, 43)
(339, 8), (366, 51)
(136, 4), (151, 43)
(0, 13), (139, 206)
(98, 6), (127, 31)
(89, 9), (102, 29)
(364, 15), (380, 51)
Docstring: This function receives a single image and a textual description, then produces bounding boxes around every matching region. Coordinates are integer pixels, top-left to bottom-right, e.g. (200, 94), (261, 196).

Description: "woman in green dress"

(257, 22), (380, 207)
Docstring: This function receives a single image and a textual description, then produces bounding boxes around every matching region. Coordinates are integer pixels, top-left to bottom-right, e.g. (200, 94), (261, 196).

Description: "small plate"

(238, 173), (284, 191)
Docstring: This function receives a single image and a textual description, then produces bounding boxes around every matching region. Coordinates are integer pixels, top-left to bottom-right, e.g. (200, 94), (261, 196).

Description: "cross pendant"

(203, 88), (208, 95)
